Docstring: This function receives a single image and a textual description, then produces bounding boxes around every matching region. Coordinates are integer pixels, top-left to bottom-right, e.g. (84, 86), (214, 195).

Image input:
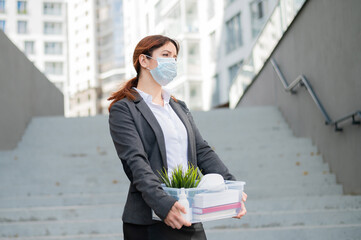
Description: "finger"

(234, 208), (246, 218)
(242, 192), (247, 202)
(164, 219), (175, 229)
(174, 202), (187, 214)
(239, 202), (247, 216)
(175, 220), (183, 229)
(234, 202), (247, 219)
(183, 219), (192, 227)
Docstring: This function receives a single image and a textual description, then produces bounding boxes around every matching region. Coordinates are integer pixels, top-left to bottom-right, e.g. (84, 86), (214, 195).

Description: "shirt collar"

(133, 87), (171, 105)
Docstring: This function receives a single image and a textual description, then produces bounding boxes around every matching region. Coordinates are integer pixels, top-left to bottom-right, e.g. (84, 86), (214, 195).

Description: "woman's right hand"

(164, 201), (192, 229)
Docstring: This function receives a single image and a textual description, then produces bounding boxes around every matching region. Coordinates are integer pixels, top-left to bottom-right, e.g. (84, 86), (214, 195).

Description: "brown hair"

(107, 35), (180, 111)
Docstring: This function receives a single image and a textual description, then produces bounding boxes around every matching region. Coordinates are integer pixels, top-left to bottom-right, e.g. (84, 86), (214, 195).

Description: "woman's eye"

(162, 53), (169, 57)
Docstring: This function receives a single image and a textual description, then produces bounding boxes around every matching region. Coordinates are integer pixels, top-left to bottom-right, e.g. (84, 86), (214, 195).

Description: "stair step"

(0, 218), (123, 238)
(205, 224), (361, 240)
(203, 208), (361, 229)
(0, 192), (127, 209)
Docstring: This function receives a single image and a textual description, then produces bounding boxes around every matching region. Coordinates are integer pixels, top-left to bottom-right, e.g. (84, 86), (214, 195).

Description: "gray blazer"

(109, 92), (235, 225)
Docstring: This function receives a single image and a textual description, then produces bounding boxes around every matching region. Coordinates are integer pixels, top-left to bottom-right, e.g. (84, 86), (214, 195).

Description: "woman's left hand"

(233, 192), (247, 219)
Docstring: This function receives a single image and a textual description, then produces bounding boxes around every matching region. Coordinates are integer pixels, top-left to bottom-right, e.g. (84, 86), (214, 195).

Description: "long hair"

(107, 35), (180, 112)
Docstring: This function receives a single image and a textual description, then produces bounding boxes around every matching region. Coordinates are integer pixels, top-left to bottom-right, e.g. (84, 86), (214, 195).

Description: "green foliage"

(158, 164), (202, 188)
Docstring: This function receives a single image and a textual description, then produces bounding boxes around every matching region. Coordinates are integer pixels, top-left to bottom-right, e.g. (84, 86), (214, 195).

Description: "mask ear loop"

(142, 54), (153, 71)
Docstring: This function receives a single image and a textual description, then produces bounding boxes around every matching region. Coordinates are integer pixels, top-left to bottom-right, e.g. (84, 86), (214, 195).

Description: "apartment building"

(67, 0), (125, 117)
(0, 0), (69, 113)
(123, 0), (277, 110)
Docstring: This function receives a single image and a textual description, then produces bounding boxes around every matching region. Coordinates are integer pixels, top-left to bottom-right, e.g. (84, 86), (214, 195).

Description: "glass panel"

(226, 12), (243, 53)
(17, 1), (27, 14)
(225, 0), (235, 7)
(0, 20), (5, 31)
(45, 62), (63, 75)
(211, 74), (220, 107)
(250, 0), (268, 38)
(43, 2), (62, 15)
(228, 60), (243, 90)
(209, 31), (216, 61)
(164, 2), (181, 37)
(17, 20), (27, 34)
(187, 41), (201, 74)
(155, 0), (163, 25)
(189, 81), (202, 110)
(44, 42), (63, 55)
(0, 0), (5, 13)
(44, 22), (62, 35)
(24, 41), (34, 54)
(207, 0), (215, 20)
(185, 0), (198, 33)
(229, 0), (307, 108)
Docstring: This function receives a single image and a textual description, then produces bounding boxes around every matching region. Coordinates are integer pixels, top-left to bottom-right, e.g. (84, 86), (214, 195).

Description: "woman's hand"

(233, 192), (247, 219)
(164, 201), (192, 229)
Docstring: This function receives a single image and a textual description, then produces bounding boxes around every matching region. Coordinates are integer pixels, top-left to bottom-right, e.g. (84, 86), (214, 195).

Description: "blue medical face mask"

(145, 55), (177, 86)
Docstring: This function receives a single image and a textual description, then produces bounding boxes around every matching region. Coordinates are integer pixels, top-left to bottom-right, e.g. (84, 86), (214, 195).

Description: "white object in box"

(152, 180), (245, 223)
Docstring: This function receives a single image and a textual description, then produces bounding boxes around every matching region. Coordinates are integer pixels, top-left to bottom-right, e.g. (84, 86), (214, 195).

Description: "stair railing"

(270, 58), (360, 131)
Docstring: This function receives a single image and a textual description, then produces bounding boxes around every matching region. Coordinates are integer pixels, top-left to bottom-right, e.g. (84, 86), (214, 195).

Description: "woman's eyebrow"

(162, 50), (177, 58)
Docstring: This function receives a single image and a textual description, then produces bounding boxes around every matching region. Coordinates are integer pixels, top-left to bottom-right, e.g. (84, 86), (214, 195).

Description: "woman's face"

(148, 41), (178, 70)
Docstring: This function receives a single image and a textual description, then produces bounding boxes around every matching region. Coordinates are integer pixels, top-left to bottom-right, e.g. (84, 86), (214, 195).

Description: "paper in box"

(152, 180), (245, 223)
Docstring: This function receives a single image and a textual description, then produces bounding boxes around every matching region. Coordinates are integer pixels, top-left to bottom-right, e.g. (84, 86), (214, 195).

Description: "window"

(0, 0), (5, 13)
(44, 22), (62, 35)
(212, 74), (220, 106)
(17, 1), (27, 14)
(228, 60), (243, 89)
(43, 2), (62, 15)
(24, 41), (34, 54)
(0, 20), (5, 31)
(185, 0), (198, 33)
(17, 20), (27, 34)
(44, 42), (62, 55)
(155, 0), (163, 25)
(224, 0), (235, 7)
(250, 0), (268, 38)
(207, 0), (215, 20)
(209, 31), (216, 61)
(45, 62), (63, 75)
(225, 12), (243, 53)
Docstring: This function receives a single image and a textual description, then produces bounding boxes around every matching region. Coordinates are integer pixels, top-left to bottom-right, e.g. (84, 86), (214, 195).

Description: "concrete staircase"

(0, 106), (360, 239)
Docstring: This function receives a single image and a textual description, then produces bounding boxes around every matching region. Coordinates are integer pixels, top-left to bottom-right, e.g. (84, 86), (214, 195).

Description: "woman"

(108, 35), (247, 240)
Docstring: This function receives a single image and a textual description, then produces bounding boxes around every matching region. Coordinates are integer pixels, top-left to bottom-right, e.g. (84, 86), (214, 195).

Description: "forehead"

(156, 42), (177, 54)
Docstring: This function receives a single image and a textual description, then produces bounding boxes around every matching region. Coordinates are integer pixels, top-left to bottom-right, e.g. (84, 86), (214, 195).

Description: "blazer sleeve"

(109, 100), (177, 220)
(178, 100), (236, 181)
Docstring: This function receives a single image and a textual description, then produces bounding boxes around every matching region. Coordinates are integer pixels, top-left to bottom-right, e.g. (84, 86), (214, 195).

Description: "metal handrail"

(271, 58), (361, 131)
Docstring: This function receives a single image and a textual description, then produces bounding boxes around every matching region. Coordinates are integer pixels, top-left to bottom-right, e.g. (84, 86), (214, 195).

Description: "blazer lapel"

(134, 93), (168, 170)
(169, 99), (197, 167)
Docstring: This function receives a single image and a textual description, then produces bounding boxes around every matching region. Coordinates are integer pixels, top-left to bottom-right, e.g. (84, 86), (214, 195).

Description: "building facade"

(0, 0), (69, 113)
(123, 0), (277, 110)
(67, 0), (126, 117)
(204, 0), (277, 109)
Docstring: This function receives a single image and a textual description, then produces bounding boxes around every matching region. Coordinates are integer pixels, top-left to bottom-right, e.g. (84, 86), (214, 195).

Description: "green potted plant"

(158, 164), (202, 188)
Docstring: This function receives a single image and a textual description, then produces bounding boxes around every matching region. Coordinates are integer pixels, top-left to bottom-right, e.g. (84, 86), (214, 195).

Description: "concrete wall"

(0, 31), (64, 150)
(237, 0), (361, 194)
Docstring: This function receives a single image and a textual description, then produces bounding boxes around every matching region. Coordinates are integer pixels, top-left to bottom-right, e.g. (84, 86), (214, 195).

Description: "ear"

(139, 54), (150, 69)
